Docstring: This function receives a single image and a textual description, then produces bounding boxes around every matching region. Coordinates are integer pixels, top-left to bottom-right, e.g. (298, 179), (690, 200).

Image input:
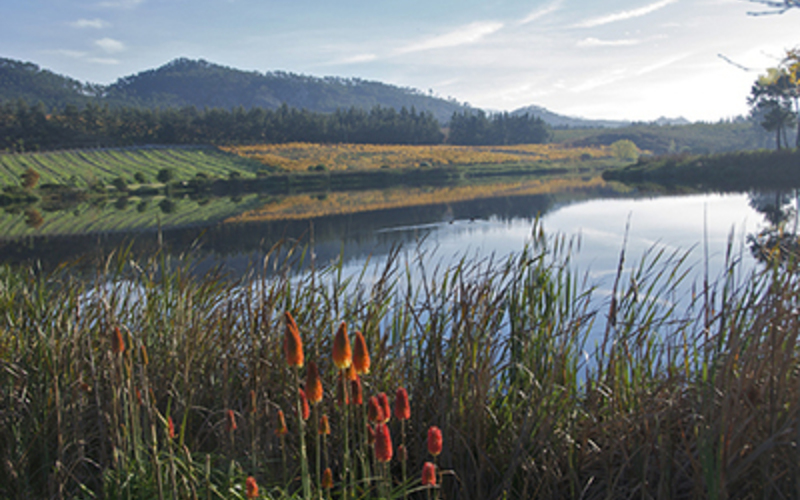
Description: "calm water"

(0, 180), (791, 293)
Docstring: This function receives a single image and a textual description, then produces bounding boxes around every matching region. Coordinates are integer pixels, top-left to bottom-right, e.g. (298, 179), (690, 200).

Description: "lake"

(0, 176), (790, 296)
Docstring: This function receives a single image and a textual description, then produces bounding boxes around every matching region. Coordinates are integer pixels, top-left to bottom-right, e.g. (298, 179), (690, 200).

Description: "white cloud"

(70, 18), (109, 29)
(577, 37), (642, 47)
(96, 0), (144, 8)
(88, 57), (121, 65)
(396, 21), (504, 54)
(337, 53), (378, 64)
(49, 49), (89, 59)
(574, 0), (679, 28)
(94, 37), (126, 53)
(520, 0), (564, 25)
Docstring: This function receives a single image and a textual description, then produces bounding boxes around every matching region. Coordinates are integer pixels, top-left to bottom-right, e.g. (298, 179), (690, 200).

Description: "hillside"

(0, 58), (101, 109)
(0, 57), (470, 123)
(105, 58), (471, 123)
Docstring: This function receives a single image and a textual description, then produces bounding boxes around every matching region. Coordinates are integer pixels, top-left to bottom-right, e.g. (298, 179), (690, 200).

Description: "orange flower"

(346, 363), (358, 382)
(284, 311), (304, 368)
(111, 326), (125, 355)
(367, 424), (376, 445)
(378, 392), (391, 424)
(305, 361), (323, 404)
(397, 444), (407, 462)
(275, 409), (288, 436)
(427, 426), (442, 457)
(246, 476), (259, 499)
(167, 415), (176, 440)
(350, 377), (363, 405)
(332, 321), (352, 370)
(319, 414), (331, 435)
(135, 388), (143, 406)
(226, 409), (237, 432)
(394, 387), (410, 421)
(322, 468), (333, 489)
(374, 423), (393, 463)
(421, 462), (437, 486)
(367, 396), (384, 423)
(299, 388), (310, 421)
(353, 330), (370, 374)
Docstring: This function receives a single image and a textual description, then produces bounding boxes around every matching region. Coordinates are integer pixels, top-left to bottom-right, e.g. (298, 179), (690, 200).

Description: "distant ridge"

(0, 56), (692, 127)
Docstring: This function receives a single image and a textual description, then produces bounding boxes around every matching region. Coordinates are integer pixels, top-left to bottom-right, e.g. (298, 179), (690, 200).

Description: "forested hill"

(106, 58), (470, 122)
(0, 59), (103, 109)
(0, 57), (470, 123)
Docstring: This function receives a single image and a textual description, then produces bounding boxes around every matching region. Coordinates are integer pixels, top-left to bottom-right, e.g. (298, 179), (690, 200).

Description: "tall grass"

(0, 229), (799, 499)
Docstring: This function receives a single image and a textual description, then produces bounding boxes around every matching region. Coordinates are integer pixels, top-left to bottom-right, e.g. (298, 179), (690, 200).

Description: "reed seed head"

(111, 326), (125, 355)
(305, 361), (323, 404)
(353, 330), (370, 374)
(283, 311), (304, 368)
(427, 426), (442, 457)
(374, 423), (393, 463)
(394, 387), (410, 421)
(422, 462), (437, 486)
(332, 321), (352, 369)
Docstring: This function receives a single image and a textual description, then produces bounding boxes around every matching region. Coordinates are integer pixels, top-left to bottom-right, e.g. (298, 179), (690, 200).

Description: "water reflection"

(747, 189), (800, 264)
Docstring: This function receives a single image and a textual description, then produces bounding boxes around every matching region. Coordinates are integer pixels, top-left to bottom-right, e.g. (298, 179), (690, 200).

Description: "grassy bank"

(602, 148), (800, 190)
(0, 229), (798, 499)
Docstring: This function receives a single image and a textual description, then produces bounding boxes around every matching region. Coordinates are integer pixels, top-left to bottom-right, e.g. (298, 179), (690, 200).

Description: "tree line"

(447, 110), (551, 145)
(0, 99), (554, 152)
(0, 100), (458, 152)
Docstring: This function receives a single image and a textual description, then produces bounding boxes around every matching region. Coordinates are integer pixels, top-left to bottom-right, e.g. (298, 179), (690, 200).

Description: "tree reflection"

(747, 189), (800, 264)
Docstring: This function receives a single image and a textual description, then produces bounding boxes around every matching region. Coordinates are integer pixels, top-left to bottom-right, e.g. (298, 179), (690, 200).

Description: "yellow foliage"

(221, 143), (611, 173)
(225, 176), (607, 223)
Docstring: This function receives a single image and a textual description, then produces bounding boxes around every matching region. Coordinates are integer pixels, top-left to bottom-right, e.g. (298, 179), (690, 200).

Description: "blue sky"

(1, 0), (798, 121)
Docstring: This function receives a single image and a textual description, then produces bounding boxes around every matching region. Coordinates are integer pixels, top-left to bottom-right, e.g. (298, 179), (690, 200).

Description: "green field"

(0, 146), (261, 187)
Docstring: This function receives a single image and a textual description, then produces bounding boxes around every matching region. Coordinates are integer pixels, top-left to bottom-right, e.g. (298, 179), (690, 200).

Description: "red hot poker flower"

(226, 409), (237, 432)
(167, 416), (176, 439)
(305, 361), (323, 404)
(246, 476), (259, 499)
(332, 321), (352, 370)
(394, 387), (410, 421)
(367, 396), (384, 423)
(374, 423), (393, 463)
(319, 414), (331, 435)
(350, 377), (363, 405)
(283, 312), (304, 368)
(378, 392), (391, 424)
(427, 426), (442, 457)
(275, 410), (288, 436)
(367, 424), (376, 445)
(352, 330), (370, 374)
(421, 462), (437, 486)
(299, 388), (310, 421)
(322, 468), (333, 489)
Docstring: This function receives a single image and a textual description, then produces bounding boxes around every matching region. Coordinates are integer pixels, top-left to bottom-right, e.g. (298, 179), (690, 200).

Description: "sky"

(1, 0), (798, 122)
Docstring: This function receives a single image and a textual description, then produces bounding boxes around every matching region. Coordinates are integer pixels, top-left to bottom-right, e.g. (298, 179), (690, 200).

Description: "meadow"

(0, 226), (798, 499)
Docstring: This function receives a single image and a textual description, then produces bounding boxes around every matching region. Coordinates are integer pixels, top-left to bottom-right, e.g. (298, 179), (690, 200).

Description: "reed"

(0, 228), (798, 499)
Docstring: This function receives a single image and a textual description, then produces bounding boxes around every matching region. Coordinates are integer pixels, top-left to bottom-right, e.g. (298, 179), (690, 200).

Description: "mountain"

(0, 58), (103, 109)
(511, 105), (630, 128)
(0, 57), (470, 123)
